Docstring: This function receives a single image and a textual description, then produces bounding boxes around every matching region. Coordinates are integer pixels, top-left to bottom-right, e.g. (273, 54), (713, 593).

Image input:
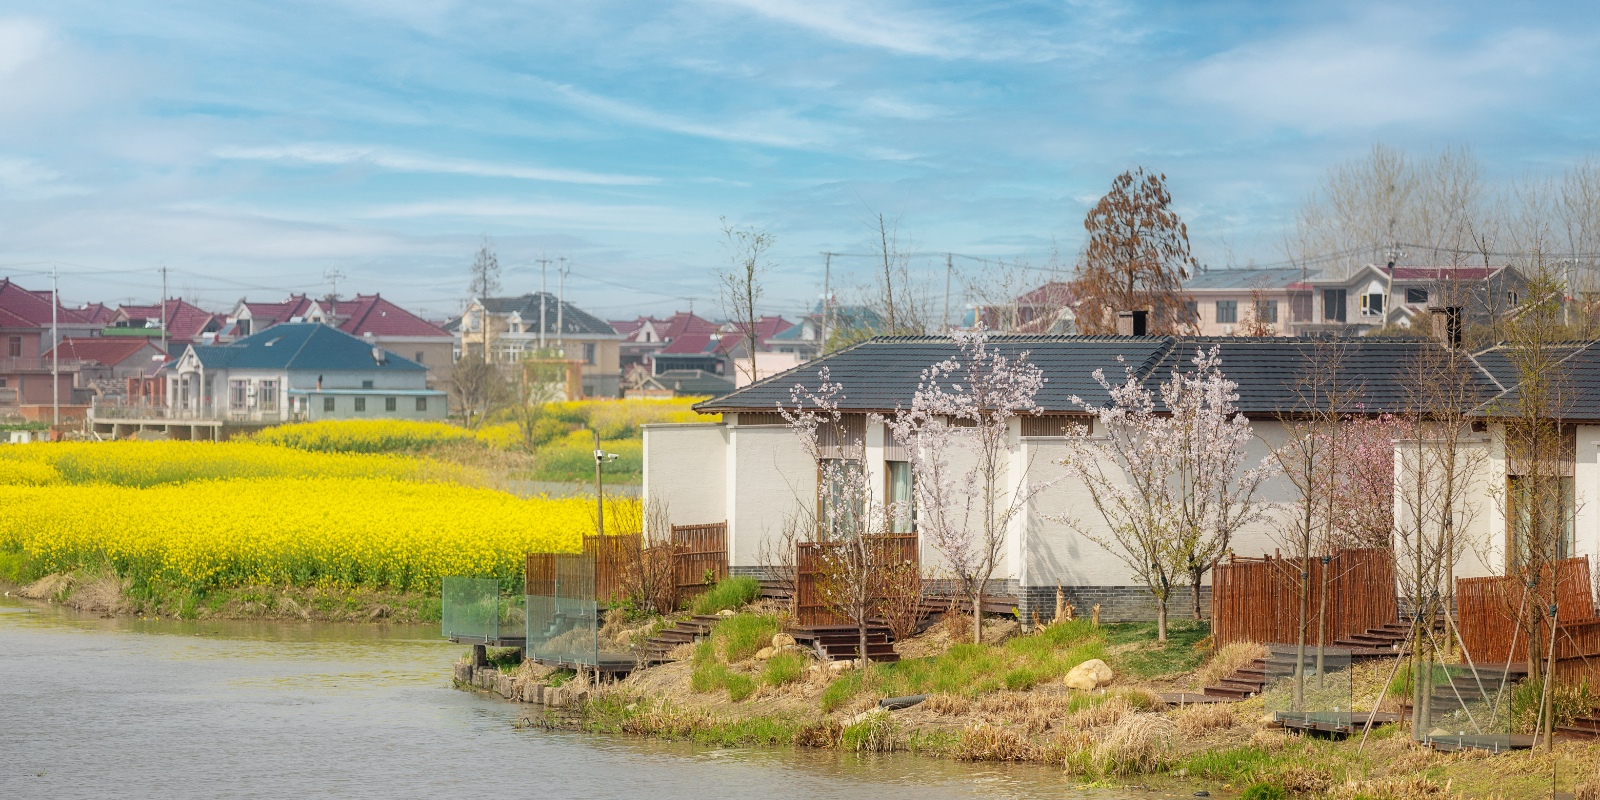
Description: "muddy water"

(0, 597), (1207, 800)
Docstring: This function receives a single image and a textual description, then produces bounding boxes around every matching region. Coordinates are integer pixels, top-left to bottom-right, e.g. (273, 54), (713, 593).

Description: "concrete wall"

(728, 424), (816, 568)
(642, 422), (729, 535)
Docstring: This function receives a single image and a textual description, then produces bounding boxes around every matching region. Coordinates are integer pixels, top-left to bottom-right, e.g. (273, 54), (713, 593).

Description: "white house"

(643, 333), (1574, 623)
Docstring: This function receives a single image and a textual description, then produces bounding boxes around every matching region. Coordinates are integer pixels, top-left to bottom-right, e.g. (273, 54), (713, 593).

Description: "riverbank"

(451, 608), (1600, 800)
(4, 570), (440, 623)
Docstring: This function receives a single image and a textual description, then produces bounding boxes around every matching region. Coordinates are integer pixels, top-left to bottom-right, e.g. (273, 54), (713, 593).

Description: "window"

(354, 397), (366, 412)
(229, 380), (248, 410)
(415, 397), (427, 412)
(362, 380), (374, 389)
(1406, 287), (1428, 304)
(414, 351), (425, 364)
(1507, 291), (1520, 307)
(0, 379), (7, 388)
(6, 336), (20, 357)
(258, 380), (278, 412)
(1361, 293), (1385, 316)
(1508, 475), (1575, 567)
(819, 458), (865, 536)
(323, 397), (335, 412)
(582, 342), (596, 365)
(385, 397), (397, 412)
(1323, 289), (1347, 322)
(886, 461), (915, 533)
(1215, 300), (1238, 324)
(1255, 300), (1278, 324)
(1184, 300), (1198, 320)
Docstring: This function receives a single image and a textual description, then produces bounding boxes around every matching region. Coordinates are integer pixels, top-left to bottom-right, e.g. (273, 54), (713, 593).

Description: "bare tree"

(469, 237), (501, 299)
(1071, 168), (1199, 335)
(450, 351), (507, 429)
(715, 220), (774, 384)
(833, 210), (938, 348)
(510, 350), (566, 448)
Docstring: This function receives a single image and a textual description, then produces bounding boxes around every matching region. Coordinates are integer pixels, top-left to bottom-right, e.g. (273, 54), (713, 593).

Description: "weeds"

(1175, 702), (1237, 735)
(715, 613), (778, 661)
(690, 576), (760, 615)
(762, 652), (804, 687)
(1091, 715), (1174, 775)
(1199, 640), (1267, 686)
(841, 710), (899, 752)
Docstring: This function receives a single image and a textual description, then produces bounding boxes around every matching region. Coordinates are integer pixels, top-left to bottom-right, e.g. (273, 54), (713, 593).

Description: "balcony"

(0, 357), (84, 372)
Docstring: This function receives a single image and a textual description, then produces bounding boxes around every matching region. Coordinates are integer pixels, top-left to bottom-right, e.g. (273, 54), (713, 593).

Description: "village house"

(107, 298), (226, 346)
(0, 279), (96, 420)
(228, 294), (455, 396)
(642, 330), (1580, 624)
(455, 293), (622, 398)
(44, 337), (166, 402)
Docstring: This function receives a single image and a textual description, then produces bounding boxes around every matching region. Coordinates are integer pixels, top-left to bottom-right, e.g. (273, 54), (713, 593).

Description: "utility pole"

(557, 257), (569, 349)
(536, 255), (552, 351)
(324, 268), (346, 303)
(820, 252), (832, 352)
(51, 265), (59, 428)
(593, 430), (618, 536)
(943, 253), (953, 334)
(160, 266), (169, 355)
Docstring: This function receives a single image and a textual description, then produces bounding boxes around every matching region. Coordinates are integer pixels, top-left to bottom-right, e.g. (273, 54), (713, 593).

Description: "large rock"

(1063, 658), (1114, 690)
(772, 633), (796, 648)
(755, 647), (775, 661)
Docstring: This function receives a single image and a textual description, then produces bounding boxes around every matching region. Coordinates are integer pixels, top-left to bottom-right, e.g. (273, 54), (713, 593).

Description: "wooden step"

(1203, 684), (1255, 699)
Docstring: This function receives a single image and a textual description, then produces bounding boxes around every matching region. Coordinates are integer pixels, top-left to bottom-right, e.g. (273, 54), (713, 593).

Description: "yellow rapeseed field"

(254, 419), (474, 452)
(0, 440), (639, 595)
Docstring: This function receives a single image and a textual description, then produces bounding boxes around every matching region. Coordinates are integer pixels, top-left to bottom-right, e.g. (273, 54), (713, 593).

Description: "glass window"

(1184, 300), (1198, 319)
(414, 351), (425, 364)
(1508, 475), (1575, 566)
(323, 397), (335, 412)
(1323, 289), (1347, 322)
(1215, 300), (1238, 324)
(385, 397), (397, 412)
(229, 380), (248, 410)
(258, 380), (278, 412)
(362, 380), (374, 389)
(7, 336), (20, 357)
(819, 458), (865, 537)
(886, 461), (915, 533)
(583, 342), (596, 365)
(354, 397), (366, 412)
(1256, 300), (1278, 324)
(415, 397), (427, 412)
(1361, 293), (1385, 316)
(1507, 291), (1520, 307)
(1405, 287), (1428, 304)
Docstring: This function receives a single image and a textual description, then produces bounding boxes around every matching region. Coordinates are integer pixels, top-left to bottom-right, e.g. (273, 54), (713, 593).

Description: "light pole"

(592, 429), (619, 535)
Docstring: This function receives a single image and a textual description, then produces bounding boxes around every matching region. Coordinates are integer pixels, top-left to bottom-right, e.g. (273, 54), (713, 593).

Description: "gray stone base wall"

(1017, 585), (1212, 624)
(729, 565), (775, 580)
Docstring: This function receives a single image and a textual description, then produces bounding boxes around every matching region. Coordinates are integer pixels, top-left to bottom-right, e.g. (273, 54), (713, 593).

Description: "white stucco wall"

(641, 423), (728, 535)
(728, 424), (816, 567)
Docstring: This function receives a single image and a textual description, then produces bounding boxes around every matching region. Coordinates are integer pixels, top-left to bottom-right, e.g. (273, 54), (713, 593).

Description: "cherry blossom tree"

(1329, 412), (1400, 549)
(888, 328), (1055, 644)
(1056, 346), (1275, 641)
(778, 368), (890, 667)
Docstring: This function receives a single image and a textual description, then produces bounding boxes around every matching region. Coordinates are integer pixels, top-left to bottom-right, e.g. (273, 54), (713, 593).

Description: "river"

(0, 597), (1204, 800)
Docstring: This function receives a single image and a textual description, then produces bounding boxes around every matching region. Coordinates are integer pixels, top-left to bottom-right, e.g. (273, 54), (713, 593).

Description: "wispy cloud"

(211, 143), (660, 185)
(698, 0), (965, 58)
(533, 79), (842, 149)
(358, 198), (708, 232)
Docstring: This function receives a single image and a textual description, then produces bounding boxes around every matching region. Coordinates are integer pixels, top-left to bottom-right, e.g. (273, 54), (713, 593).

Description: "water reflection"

(0, 597), (1208, 800)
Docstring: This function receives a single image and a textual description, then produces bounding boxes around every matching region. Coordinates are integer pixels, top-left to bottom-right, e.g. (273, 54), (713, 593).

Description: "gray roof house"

(645, 332), (1599, 624)
(167, 323), (446, 425)
(454, 292), (623, 398)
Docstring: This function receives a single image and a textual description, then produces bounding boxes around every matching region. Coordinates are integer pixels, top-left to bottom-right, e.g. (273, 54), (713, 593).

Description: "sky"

(1, 1), (1598, 323)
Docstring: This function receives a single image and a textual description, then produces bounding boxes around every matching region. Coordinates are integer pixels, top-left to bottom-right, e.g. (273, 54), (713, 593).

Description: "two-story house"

(454, 293), (622, 398)
(228, 294), (455, 396)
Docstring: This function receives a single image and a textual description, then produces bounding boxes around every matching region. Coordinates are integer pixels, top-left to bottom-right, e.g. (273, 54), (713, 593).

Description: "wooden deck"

(1276, 711), (1402, 735)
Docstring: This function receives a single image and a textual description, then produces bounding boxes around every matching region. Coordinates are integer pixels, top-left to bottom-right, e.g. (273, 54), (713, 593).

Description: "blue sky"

(1, 1), (1597, 322)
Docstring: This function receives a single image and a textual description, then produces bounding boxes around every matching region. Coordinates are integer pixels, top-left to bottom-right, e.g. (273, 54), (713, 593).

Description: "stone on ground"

(1064, 658), (1114, 690)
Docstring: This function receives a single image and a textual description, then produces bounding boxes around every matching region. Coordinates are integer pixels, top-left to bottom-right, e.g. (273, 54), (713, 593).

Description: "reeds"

(1090, 714), (1175, 776)
(1175, 702), (1237, 735)
(1198, 639), (1267, 687)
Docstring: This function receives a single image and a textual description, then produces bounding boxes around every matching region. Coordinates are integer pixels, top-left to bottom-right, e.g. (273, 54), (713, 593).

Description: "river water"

(0, 597), (1204, 800)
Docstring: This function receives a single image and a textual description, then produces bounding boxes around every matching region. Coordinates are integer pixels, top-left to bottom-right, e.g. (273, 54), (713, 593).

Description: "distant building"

(108, 299), (226, 346)
(1183, 267), (1318, 336)
(1301, 264), (1528, 336)
(613, 311), (721, 378)
(44, 337), (166, 401)
(228, 294), (455, 395)
(454, 293), (622, 398)
(0, 279), (94, 419)
(625, 368), (736, 399)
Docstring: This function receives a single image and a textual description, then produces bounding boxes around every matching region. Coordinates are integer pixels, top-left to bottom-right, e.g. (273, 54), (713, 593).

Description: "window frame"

(385, 396), (397, 412)
(1215, 300), (1238, 324)
(354, 397), (367, 412)
(415, 397), (427, 412)
(323, 396), (336, 412)
(1405, 287), (1428, 304)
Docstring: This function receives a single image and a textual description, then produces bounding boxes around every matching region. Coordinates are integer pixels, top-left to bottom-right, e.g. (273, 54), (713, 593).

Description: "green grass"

(1101, 619), (1210, 679)
(715, 613), (779, 661)
(690, 576), (761, 615)
(692, 612), (781, 700)
(1239, 784), (1286, 800)
(762, 651), (804, 686)
(821, 618), (1109, 712)
(1176, 746), (1281, 782)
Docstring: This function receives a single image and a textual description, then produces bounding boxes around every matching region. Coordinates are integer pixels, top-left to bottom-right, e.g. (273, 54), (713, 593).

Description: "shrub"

(1092, 714), (1175, 776)
(762, 652), (804, 686)
(715, 613), (779, 661)
(1240, 784), (1286, 800)
(691, 576), (761, 615)
(841, 710), (898, 752)
(1198, 640), (1267, 687)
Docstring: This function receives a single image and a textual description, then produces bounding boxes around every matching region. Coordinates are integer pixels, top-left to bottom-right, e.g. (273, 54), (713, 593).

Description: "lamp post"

(593, 429), (619, 535)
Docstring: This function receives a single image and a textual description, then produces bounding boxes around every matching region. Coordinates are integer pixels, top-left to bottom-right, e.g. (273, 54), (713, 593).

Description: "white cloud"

(0, 18), (50, 79)
(535, 79), (842, 148)
(358, 198), (708, 232)
(699, 0), (963, 58)
(1180, 16), (1575, 133)
(210, 143), (659, 185)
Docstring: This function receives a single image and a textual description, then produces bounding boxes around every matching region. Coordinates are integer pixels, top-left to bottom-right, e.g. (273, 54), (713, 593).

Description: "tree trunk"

(859, 620), (869, 672)
(971, 589), (983, 645)
(1156, 598), (1168, 643)
(1190, 565), (1205, 621)
(1294, 557), (1308, 712)
(1315, 558), (1330, 689)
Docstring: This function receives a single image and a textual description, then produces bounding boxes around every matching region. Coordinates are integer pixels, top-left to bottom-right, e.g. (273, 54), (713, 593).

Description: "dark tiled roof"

(697, 334), (1510, 418)
(695, 335), (1172, 413)
(1474, 342), (1600, 419)
(188, 323), (426, 371)
(1184, 267), (1322, 291)
(480, 293), (617, 337)
(648, 369), (736, 397)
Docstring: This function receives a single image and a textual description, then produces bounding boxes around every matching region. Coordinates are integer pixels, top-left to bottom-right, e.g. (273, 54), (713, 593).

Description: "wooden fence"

(1211, 547), (1398, 646)
(584, 532), (640, 605)
(1457, 556), (1596, 665)
(669, 522), (728, 604)
(795, 534), (919, 626)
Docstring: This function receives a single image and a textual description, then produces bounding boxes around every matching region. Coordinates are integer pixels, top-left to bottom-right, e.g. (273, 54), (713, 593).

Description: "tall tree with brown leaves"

(1072, 169), (1199, 335)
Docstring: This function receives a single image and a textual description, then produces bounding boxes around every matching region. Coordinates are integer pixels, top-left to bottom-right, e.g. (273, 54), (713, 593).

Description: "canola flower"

(254, 419), (475, 453)
(0, 441), (423, 487)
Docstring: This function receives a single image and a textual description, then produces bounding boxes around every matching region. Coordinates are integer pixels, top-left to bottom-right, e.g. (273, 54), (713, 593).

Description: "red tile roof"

(44, 337), (163, 366)
(113, 299), (225, 343)
(0, 279), (92, 327)
(331, 295), (450, 338)
(78, 303), (116, 325)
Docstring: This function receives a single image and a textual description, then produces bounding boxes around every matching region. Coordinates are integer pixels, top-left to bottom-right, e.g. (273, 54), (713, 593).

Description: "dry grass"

(923, 693), (971, 715)
(1324, 776), (1452, 800)
(795, 720), (841, 748)
(1067, 695), (1134, 729)
(1174, 702), (1236, 735)
(841, 710), (899, 752)
(1263, 764), (1335, 794)
(1091, 714), (1175, 776)
(1197, 640), (1266, 686)
(953, 724), (1036, 762)
(1250, 727), (1292, 751)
